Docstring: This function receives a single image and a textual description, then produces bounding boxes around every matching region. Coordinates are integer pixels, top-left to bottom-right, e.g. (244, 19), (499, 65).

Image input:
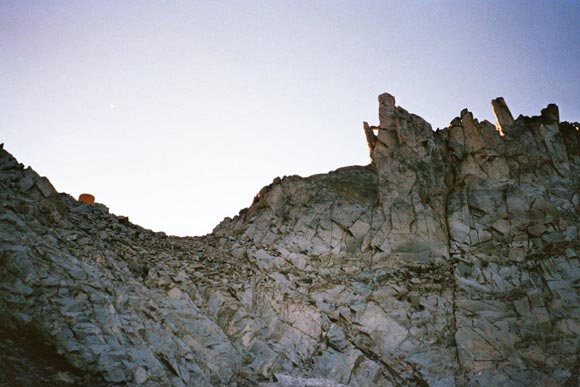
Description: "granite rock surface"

(1, 94), (579, 386)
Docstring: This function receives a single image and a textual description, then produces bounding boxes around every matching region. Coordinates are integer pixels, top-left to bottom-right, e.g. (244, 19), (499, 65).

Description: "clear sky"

(1, 1), (579, 236)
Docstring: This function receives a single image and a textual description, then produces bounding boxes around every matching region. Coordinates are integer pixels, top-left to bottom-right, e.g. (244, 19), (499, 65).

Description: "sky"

(1, 1), (579, 237)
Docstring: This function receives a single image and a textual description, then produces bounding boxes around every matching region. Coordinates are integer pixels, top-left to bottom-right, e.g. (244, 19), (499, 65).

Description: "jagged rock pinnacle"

(378, 92), (396, 106)
(491, 97), (515, 135)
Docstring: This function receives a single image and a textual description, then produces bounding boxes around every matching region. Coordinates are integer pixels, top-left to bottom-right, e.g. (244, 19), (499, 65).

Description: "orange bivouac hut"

(78, 193), (95, 204)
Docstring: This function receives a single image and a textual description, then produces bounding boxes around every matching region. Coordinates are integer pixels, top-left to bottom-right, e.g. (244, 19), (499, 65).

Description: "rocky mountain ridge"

(1, 94), (579, 386)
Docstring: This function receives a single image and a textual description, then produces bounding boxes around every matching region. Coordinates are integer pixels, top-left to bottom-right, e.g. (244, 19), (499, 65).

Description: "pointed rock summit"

(378, 91), (396, 106)
(491, 97), (515, 134)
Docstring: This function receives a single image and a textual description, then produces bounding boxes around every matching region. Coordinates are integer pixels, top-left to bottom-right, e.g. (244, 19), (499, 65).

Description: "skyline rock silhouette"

(1, 94), (580, 386)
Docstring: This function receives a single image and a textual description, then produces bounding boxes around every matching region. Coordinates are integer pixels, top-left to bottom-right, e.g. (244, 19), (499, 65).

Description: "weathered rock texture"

(1, 94), (579, 386)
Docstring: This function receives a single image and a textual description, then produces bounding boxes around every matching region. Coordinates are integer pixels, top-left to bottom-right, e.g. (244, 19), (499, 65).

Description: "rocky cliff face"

(1, 94), (579, 386)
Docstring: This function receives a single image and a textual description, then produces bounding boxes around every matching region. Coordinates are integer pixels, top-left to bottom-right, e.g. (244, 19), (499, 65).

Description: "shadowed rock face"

(1, 95), (580, 386)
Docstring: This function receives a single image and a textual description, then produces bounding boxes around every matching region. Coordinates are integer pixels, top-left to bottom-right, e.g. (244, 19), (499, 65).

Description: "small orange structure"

(78, 193), (95, 204)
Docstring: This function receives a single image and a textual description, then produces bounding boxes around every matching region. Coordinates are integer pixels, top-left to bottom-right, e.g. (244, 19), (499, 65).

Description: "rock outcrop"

(1, 94), (579, 386)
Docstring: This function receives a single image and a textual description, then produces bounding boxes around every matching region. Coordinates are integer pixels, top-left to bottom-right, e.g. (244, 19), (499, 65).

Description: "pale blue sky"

(1, 1), (579, 236)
